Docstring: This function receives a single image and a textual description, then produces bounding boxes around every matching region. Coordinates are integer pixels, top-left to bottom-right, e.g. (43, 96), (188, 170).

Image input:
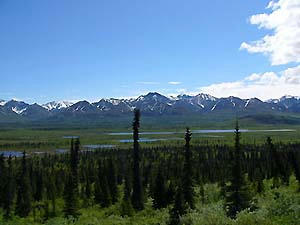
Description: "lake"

(82, 144), (116, 149)
(119, 137), (183, 143)
(0, 151), (23, 157)
(108, 129), (296, 136)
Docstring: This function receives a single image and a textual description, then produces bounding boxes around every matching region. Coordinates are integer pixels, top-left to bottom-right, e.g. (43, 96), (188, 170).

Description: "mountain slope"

(1, 93), (300, 125)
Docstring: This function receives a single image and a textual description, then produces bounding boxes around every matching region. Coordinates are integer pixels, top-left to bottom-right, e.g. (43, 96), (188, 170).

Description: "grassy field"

(0, 123), (299, 152)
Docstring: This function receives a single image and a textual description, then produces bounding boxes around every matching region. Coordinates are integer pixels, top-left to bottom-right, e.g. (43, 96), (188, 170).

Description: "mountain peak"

(0, 100), (6, 106)
(195, 93), (216, 101)
(42, 101), (75, 111)
(2, 93), (300, 121)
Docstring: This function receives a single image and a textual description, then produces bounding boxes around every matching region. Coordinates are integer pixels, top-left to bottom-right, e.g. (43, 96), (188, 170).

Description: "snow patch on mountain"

(43, 101), (75, 111)
(244, 99), (250, 108)
(12, 107), (27, 114)
(0, 100), (6, 106)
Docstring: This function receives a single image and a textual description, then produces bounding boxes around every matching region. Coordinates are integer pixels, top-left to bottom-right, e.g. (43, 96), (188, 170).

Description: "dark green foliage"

(15, 151), (32, 217)
(153, 166), (167, 209)
(182, 127), (195, 209)
(63, 139), (80, 218)
(84, 176), (92, 203)
(33, 166), (43, 202)
(63, 171), (79, 218)
(0, 115), (300, 223)
(131, 109), (144, 211)
(200, 183), (205, 203)
(45, 170), (56, 217)
(168, 185), (186, 225)
(120, 169), (134, 217)
(0, 154), (6, 208)
(3, 156), (15, 219)
(94, 160), (112, 207)
(225, 121), (251, 218)
(256, 170), (264, 194)
(288, 149), (300, 191)
(166, 180), (175, 205)
(107, 158), (119, 204)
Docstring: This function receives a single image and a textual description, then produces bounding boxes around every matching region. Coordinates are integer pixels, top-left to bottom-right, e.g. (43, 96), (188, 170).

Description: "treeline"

(0, 109), (299, 224)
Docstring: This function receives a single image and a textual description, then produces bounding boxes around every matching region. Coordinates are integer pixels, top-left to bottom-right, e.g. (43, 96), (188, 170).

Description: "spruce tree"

(120, 168), (134, 217)
(94, 160), (111, 207)
(33, 167), (43, 202)
(166, 180), (175, 205)
(15, 151), (32, 217)
(63, 139), (79, 217)
(3, 156), (14, 219)
(225, 121), (251, 218)
(182, 127), (195, 209)
(267, 137), (281, 188)
(46, 170), (56, 217)
(168, 184), (185, 225)
(108, 158), (118, 204)
(84, 175), (92, 204)
(63, 171), (79, 217)
(131, 109), (144, 210)
(289, 150), (300, 191)
(0, 154), (5, 208)
(153, 166), (167, 209)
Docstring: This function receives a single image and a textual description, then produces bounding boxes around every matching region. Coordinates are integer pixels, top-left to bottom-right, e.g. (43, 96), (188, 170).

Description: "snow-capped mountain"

(3, 100), (29, 115)
(2, 93), (300, 122)
(0, 100), (6, 106)
(268, 95), (300, 112)
(42, 101), (75, 111)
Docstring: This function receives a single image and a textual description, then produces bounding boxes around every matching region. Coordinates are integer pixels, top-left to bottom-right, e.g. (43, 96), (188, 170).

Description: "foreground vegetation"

(0, 110), (299, 225)
(1, 178), (299, 225)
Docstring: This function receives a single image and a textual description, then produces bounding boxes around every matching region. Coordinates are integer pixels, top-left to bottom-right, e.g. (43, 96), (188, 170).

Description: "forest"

(0, 109), (299, 225)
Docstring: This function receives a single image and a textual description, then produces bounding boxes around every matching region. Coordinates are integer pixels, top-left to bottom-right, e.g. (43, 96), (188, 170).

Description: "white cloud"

(168, 81), (182, 85)
(240, 0), (300, 65)
(199, 65), (300, 100)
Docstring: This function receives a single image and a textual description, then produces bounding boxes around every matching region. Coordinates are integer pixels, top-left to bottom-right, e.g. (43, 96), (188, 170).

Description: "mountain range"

(1, 92), (300, 124)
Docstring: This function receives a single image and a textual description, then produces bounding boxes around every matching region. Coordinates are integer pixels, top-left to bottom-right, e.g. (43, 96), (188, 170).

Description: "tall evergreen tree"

(72, 138), (80, 189)
(120, 167), (134, 217)
(168, 184), (186, 225)
(94, 160), (112, 207)
(63, 171), (79, 217)
(84, 175), (92, 202)
(166, 180), (175, 205)
(63, 139), (79, 217)
(33, 166), (43, 202)
(182, 127), (195, 209)
(267, 137), (281, 188)
(131, 109), (144, 210)
(15, 151), (32, 218)
(0, 154), (5, 208)
(46, 170), (57, 217)
(289, 150), (300, 191)
(3, 156), (14, 219)
(153, 166), (167, 209)
(225, 121), (251, 218)
(108, 158), (118, 204)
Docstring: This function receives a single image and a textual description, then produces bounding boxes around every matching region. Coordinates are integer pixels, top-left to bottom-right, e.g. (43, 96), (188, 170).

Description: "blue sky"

(1, 0), (300, 103)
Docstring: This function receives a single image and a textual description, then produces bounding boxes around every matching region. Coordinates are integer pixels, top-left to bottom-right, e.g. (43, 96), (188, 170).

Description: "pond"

(0, 151), (23, 157)
(56, 149), (68, 154)
(108, 129), (296, 136)
(82, 144), (116, 149)
(119, 137), (183, 143)
(62, 136), (80, 139)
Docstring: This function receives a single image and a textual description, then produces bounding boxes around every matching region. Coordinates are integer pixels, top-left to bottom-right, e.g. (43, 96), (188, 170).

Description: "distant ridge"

(1, 92), (300, 122)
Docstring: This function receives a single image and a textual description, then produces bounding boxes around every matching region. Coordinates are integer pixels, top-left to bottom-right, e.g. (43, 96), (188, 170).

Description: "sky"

(1, 0), (300, 103)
